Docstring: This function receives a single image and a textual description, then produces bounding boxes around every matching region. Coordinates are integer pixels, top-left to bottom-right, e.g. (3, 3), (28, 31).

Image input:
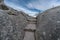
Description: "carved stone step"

(23, 31), (35, 40)
(25, 24), (36, 30)
(24, 29), (36, 32)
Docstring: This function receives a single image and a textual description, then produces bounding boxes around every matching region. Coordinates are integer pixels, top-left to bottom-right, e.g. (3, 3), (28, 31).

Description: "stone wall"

(8, 10), (28, 40)
(0, 0), (28, 40)
(36, 6), (60, 40)
(0, 10), (28, 40)
(0, 8), (28, 40)
(0, 10), (15, 40)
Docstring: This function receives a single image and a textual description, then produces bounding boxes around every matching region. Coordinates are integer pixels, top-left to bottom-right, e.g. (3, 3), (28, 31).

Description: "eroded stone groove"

(23, 18), (36, 40)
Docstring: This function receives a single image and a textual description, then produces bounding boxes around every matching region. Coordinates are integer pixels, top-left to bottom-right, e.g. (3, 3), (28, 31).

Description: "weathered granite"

(8, 10), (28, 40)
(0, 8), (28, 40)
(36, 6), (60, 40)
(0, 0), (28, 40)
(0, 10), (15, 40)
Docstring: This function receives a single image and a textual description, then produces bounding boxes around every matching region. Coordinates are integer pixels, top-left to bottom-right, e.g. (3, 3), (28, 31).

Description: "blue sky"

(4, 0), (60, 16)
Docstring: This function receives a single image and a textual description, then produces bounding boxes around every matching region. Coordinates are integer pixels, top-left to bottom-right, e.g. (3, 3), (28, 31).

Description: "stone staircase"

(23, 18), (36, 40)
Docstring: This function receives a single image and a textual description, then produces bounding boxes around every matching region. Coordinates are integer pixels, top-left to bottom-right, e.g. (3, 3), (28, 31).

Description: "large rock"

(7, 10), (28, 40)
(0, 0), (30, 40)
(0, 10), (15, 40)
(0, 6), (28, 40)
(36, 6), (60, 40)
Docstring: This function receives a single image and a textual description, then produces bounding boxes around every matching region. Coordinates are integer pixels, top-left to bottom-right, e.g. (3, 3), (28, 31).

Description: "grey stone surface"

(36, 6), (60, 40)
(23, 31), (35, 40)
(25, 23), (36, 30)
(0, 1), (28, 39)
(0, 0), (31, 40)
(8, 10), (28, 40)
(0, 10), (28, 40)
(0, 10), (15, 40)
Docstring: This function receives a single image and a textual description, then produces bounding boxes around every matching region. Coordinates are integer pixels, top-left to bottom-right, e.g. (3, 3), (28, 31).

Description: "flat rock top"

(23, 32), (35, 40)
(25, 23), (36, 30)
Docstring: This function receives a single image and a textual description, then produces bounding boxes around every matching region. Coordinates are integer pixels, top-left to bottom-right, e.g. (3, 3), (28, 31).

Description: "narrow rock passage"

(23, 31), (35, 40)
(23, 18), (36, 40)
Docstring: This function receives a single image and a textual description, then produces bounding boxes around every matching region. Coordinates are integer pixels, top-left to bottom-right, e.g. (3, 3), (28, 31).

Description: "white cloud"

(5, 1), (38, 17)
(26, 3), (34, 8)
(26, 0), (60, 10)
(5, 0), (60, 17)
